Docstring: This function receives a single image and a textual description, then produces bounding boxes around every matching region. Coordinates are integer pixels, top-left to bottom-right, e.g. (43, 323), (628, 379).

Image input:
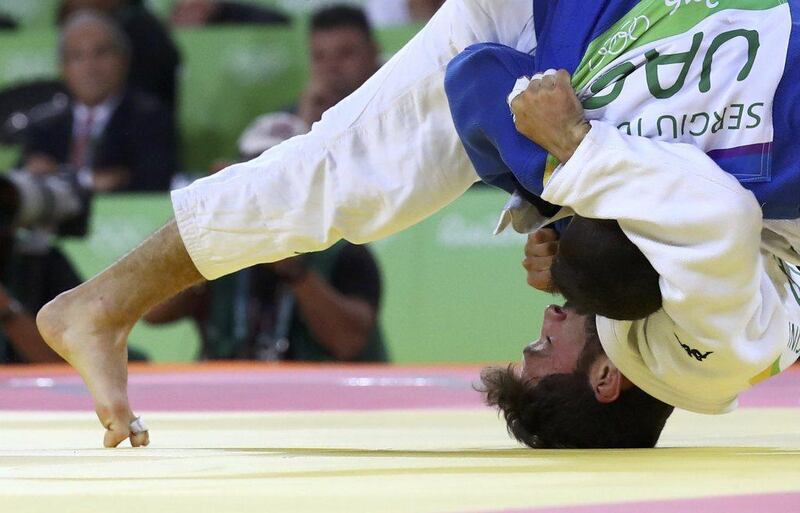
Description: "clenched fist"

(522, 228), (559, 293)
(510, 69), (590, 164)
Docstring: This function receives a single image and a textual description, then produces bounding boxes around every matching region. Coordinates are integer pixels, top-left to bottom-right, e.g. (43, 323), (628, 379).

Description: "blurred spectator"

(0, 223), (76, 363)
(200, 4), (380, 175)
(0, 178), (148, 362)
(145, 238), (387, 361)
(171, 0), (291, 27)
(146, 5), (387, 362)
(57, 0), (181, 112)
(21, 10), (177, 192)
(365, 0), (444, 27)
(308, 4), (380, 103)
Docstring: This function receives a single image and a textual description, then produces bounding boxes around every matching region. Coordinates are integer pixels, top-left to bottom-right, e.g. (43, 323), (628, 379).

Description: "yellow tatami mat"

(0, 364), (798, 513)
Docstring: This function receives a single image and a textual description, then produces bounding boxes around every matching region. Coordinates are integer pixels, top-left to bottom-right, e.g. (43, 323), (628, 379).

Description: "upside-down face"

(520, 303), (591, 383)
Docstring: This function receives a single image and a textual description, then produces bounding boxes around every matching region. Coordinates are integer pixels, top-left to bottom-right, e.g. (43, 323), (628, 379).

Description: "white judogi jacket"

(541, 121), (800, 414)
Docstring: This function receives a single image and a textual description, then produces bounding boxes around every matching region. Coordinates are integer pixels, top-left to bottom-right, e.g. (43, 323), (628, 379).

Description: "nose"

(545, 304), (567, 321)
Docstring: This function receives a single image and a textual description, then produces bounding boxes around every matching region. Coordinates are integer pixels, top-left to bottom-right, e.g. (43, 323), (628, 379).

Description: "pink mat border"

(476, 491), (800, 513)
(0, 364), (797, 412)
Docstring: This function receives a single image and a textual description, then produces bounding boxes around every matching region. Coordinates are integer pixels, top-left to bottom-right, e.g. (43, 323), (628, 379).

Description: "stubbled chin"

(513, 361), (524, 379)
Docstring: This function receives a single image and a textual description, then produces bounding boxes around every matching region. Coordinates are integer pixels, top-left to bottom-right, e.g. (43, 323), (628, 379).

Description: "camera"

(0, 168), (91, 237)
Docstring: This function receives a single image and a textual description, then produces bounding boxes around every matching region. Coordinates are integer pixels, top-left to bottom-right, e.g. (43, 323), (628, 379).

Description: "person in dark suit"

(21, 9), (177, 193)
(57, 0), (181, 113)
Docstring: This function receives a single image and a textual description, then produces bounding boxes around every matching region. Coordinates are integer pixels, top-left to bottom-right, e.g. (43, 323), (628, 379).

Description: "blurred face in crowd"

(61, 18), (129, 107)
(310, 27), (378, 99)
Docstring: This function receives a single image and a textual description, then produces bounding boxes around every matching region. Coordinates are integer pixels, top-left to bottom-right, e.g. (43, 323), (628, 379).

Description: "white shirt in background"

(365, 0), (411, 27)
(71, 96), (120, 140)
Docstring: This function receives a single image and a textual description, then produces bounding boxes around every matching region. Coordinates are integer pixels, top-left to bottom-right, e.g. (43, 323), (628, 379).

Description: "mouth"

(524, 336), (552, 355)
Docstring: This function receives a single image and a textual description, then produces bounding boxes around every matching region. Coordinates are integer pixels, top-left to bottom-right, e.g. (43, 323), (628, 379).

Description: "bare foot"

(37, 287), (150, 448)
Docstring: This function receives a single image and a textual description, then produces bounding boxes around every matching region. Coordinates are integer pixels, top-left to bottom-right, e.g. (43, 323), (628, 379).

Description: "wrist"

(554, 121), (591, 163)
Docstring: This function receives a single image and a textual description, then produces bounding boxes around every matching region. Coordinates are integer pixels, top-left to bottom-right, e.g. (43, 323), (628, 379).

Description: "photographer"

(0, 169), (89, 363)
(0, 228), (78, 364)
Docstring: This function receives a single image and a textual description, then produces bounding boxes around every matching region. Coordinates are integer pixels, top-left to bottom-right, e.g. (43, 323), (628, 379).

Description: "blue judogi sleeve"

(444, 43), (544, 196)
(444, 0), (643, 198)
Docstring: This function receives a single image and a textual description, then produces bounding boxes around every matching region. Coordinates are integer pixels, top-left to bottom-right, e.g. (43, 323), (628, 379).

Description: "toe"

(97, 402), (136, 448)
(130, 430), (150, 447)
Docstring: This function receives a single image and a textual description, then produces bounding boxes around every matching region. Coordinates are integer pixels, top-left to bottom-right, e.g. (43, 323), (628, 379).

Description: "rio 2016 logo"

(589, 15), (651, 71)
(665, 0), (721, 16)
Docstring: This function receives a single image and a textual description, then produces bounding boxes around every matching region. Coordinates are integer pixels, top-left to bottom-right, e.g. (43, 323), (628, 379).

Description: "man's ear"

(589, 356), (630, 404)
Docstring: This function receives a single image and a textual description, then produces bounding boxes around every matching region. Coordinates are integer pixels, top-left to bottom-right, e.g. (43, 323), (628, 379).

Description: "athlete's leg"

(37, 0), (536, 448)
(38, 221), (201, 447)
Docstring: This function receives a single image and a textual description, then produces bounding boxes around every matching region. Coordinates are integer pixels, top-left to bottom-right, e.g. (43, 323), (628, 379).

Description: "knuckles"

(527, 272), (552, 291)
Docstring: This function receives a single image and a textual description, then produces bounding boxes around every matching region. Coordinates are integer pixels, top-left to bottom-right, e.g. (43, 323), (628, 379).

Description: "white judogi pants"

(172, 0), (536, 280)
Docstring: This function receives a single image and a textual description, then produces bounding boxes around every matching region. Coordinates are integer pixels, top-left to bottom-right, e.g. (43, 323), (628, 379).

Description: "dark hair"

(551, 216), (661, 320)
(310, 5), (373, 39)
(480, 318), (674, 449)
